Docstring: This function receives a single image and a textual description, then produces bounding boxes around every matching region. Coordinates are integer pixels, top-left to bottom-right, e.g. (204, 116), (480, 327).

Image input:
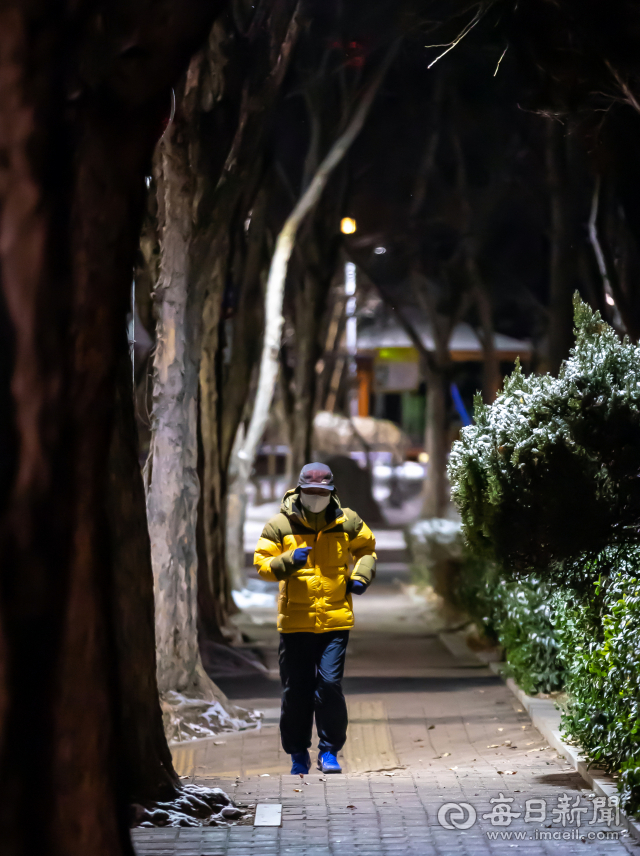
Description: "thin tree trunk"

(198, 233), (236, 618)
(422, 366), (450, 518)
(468, 258), (500, 403)
(234, 40), (400, 499)
(588, 176), (640, 339)
(226, 426), (249, 593)
(545, 120), (574, 375)
(289, 270), (325, 476)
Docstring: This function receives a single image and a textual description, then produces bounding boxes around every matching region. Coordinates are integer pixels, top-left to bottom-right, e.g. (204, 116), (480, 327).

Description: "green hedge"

(554, 555), (640, 813)
(490, 576), (563, 695)
(446, 299), (640, 813)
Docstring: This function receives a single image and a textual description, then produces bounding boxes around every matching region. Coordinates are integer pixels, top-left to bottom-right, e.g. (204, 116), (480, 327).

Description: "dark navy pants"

(279, 630), (349, 755)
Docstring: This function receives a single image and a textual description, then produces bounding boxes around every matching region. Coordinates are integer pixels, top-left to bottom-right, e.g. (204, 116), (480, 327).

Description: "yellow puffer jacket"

(253, 488), (376, 634)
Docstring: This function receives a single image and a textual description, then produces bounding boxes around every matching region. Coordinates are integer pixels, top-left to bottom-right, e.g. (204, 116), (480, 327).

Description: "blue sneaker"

(317, 751), (342, 774)
(290, 751), (311, 775)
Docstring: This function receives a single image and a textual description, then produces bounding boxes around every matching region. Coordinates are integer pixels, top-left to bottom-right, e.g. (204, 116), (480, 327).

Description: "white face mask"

(300, 492), (331, 513)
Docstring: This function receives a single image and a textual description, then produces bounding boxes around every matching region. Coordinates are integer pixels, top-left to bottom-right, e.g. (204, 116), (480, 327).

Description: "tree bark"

(108, 346), (179, 804)
(146, 128), (204, 697)
(145, 123), (249, 737)
(197, 396), (236, 642)
(0, 1), (223, 851)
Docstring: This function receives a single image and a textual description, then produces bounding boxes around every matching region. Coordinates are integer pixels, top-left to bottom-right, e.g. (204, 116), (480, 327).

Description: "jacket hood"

(280, 487), (343, 524)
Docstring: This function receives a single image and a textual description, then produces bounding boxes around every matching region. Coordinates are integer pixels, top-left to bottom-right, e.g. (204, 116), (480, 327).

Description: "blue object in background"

(450, 382), (472, 426)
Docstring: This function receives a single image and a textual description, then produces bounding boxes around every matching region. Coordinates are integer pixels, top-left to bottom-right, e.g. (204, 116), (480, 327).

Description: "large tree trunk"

(146, 128), (203, 698)
(0, 2), (223, 852)
(145, 124), (251, 739)
(108, 347), (179, 804)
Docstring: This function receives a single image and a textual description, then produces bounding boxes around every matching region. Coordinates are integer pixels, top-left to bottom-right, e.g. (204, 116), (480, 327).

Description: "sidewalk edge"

(490, 661), (640, 843)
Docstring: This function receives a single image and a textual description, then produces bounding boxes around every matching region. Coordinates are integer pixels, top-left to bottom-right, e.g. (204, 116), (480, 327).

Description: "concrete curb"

(489, 662), (640, 843)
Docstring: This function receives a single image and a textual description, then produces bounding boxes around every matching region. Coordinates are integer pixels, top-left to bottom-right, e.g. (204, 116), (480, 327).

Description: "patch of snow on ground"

(132, 784), (246, 829)
(163, 692), (261, 743)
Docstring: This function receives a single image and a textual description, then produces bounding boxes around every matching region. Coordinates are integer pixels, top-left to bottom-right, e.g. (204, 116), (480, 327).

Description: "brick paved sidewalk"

(133, 660), (638, 854)
(132, 543), (639, 855)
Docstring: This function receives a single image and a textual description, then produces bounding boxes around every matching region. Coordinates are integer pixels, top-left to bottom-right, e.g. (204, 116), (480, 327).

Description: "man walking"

(254, 462), (376, 775)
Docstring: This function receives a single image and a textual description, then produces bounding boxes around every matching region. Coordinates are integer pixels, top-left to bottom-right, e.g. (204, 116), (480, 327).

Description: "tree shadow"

(534, 772), (588, 789)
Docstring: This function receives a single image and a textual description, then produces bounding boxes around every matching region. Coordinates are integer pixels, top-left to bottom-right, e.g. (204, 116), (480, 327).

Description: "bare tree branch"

(236, 38), (401, 478)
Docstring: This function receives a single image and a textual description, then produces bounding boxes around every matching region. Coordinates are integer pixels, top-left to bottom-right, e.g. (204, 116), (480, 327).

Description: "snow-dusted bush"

(554, 551), (640, 813)
(449, 297), (640, 584)
(448, 297), (640, 808)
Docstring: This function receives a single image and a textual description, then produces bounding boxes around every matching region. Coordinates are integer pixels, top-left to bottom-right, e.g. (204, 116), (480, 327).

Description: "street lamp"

(340, 217), (357, 235)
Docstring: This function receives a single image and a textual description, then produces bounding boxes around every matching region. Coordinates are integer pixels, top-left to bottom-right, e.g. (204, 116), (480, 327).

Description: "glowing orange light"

(341, 217), (357, 234)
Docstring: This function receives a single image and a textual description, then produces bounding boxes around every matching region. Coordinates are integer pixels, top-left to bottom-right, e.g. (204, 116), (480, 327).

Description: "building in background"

(356, 315), (532, 446)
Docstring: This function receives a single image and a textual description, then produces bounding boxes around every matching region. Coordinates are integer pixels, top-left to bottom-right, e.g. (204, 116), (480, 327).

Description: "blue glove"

(348, 580), (367, 595)
(292, 546), (312, 568)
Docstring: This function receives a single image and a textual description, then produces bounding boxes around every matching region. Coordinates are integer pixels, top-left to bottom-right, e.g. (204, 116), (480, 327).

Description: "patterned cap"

(298, 462), (335, 490)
